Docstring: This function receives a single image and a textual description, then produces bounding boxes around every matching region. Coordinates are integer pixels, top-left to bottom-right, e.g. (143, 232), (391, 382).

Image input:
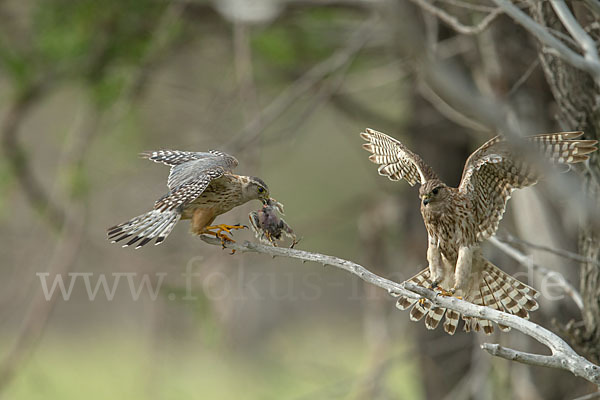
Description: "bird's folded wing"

(167, 153), (238, 189)
(154, 167), (225, 212)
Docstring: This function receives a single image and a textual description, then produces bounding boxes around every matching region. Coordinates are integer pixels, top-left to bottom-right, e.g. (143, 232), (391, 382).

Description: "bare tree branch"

(507, 57), (540, 97)
(489, 0), (600, 84)
(266, 58), (355, 147)
(497, 233), (600, 267)
(233, 21), (260, 125)
(408, 0), (502, 35)
(481, 343), (579, 371)
(407, 0), (600, 83)
(438, 0), (497, 13)
(550, 0), (600, 65)
(200, 235), (600, 385)
(417, 79), (490, 133)
(225, 16), (375, 153)
(582, 0), (600, 16)
(1, 83), (65, 231)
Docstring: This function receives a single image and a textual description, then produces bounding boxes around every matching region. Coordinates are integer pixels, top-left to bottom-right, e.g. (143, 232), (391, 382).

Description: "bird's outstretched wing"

(459, 131), (597, 241)
(360, 128), (439, 186)
(141, 149), (238, 190)
(140, 150), (236, 166)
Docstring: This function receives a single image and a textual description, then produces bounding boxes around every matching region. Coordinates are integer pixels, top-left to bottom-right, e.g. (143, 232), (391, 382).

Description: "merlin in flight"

(361, 129), (597, 335)
(107, 150), (270, 248)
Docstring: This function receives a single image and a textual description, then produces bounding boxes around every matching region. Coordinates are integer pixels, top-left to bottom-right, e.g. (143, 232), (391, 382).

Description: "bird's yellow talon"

(433, 286), (463, 299)
(205, 223), (246, 235)
(203, 224), (244, 250)
(204, 224), (246, 242)
(434, 286), (455, 297)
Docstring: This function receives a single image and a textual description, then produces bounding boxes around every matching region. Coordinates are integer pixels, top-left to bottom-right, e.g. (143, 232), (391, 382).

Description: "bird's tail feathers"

(107, 209), (181, 249)
(394, 260), (539, 335)
(462, 260), (539, 334)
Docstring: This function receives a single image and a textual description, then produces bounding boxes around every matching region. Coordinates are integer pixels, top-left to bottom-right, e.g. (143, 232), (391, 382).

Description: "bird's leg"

(420, 239), (446, 304)
(449, 245), (474, 299)
(202, 228), (234, 248)
(204, 223), (247, 242)
(265, 232), (278, 247)
(203, 224), (247, 254)
(427, 240), (444, 289)
(205, 223), (247, 235)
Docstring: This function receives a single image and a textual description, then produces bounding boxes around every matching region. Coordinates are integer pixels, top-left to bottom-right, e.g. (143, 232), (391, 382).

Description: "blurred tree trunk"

(526, 1), (600, 363)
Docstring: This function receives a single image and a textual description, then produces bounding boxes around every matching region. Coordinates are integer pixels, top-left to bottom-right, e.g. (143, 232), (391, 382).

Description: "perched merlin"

(361, 128), (597, 335)
(107, 150), (270, 248)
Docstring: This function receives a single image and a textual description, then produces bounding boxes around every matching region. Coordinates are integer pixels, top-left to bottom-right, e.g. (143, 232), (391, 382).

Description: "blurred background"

(0, 0), (599, 399)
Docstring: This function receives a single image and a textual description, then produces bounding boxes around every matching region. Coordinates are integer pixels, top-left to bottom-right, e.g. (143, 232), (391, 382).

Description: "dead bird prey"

(249, 198), (298, 247)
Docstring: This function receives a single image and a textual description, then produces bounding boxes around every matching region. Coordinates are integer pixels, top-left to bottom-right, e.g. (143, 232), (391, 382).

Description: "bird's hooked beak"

(422, 194), (431, 206)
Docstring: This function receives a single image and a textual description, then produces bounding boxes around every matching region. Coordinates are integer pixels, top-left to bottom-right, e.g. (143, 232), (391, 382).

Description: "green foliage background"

(0, 1), (425, 399)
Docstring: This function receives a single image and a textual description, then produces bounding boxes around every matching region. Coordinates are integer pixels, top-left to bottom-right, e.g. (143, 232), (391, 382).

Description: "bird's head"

(264, 197), (285, 214)
(419, 180), (449, 208)
(243, 176), (270, 204)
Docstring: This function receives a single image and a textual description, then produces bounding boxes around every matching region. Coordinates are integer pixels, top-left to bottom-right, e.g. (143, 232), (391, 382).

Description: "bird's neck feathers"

(421, 193), (454, 220)
(235, 175), (250, 184)
(238, 175), (260, 203)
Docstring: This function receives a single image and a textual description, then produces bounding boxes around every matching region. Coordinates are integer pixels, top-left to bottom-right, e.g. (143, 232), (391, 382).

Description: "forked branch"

(200, 235), (600, 385)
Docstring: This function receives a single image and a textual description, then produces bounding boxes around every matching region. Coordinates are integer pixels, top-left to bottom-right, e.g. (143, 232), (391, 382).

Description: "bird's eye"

(432, 188), (439, 195)
(258, 187), (264, 193)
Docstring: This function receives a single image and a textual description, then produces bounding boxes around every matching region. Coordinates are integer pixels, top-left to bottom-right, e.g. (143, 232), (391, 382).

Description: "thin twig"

(108, 1), (186, 123)
(497, 233), (600, 267)
(582, 0), (600, 16)
(489, 236), (584, 311)
(438, 0), (497, 13)
(408, 0), (503, 35)
(550, 0), (600, 65)
(507, 57), (540, 97)
(233, 21), (260, 125)
(225, 17), (376, 153)
(200, 235), (600, 385)
(265, 54), (356, 148)
(1, 83), (65, 231)
(489, 0), (600, 84)
(417, 80), (490, 133)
